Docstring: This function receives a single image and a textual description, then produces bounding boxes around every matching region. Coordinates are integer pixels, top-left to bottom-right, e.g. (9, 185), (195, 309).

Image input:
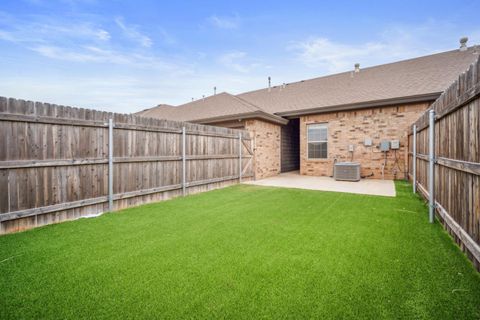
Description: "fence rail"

(0, 97), (254, 234)
(408, 56), (480, 270)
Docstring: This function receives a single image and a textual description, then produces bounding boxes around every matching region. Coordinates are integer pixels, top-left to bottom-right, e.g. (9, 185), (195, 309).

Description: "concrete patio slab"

(244, 171), (396, 197)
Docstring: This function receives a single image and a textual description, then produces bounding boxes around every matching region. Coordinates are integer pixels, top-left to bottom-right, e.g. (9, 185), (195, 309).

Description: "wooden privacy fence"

(408, 56), (480, 270)
(0, 97), (254, 234)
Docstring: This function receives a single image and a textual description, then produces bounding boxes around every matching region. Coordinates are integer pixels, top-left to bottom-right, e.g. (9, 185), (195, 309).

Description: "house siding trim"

(277, 92), (440, 117)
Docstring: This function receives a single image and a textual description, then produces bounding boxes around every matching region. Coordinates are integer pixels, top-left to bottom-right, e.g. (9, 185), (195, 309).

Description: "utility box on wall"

(391, 140), (400, 149)
(379, 140), (390, 151)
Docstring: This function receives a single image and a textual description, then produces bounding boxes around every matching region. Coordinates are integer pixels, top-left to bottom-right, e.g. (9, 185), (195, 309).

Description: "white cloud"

(291, 38), (385, 72)
(96, 29), (110, 41)
(219, 51), (248, 72)
(0, 13), (185, 71)
(157, 28), (176, 45)
(2, 13), (479, 114)
(290, 20), (480, 74)
(0, 19), (110, 44)
(0, 70), (272, 113)
(24, 0), (98, 6)
(31, 45), (130, 64)
(208, 15), (240, 29)
(218, 51), (264, 73)
(29, 44), (190, 73)
(114, 17), (152, 47)
(0, 30), (17, 42)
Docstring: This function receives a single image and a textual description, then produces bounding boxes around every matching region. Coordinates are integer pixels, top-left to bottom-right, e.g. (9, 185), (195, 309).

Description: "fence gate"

(240, 133), (255, 181)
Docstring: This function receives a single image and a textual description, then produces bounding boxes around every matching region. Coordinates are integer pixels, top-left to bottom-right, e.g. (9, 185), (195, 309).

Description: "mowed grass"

(1, 182), (480, 319)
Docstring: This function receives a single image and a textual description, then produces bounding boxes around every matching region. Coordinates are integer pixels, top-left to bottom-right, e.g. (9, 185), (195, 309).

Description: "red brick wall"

(300, 102), (430, 180)
(245, 119), (281, 179)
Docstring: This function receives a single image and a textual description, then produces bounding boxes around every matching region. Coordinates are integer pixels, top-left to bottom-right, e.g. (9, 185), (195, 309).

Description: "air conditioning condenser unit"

(334, 162), (361, 181)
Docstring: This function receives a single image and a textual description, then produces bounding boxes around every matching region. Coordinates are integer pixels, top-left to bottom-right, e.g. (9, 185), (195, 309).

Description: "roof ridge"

(229, 94), (267, 113)
(175, 91), (231, 107)
(177, 92), (222, 107)
(175, 91), (268, 113)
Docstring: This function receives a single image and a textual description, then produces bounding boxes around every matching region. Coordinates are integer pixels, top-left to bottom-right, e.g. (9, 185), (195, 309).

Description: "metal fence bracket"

(182, 127), (186, 196)
(428, 109), (435, 223)
(108, 118), (114, 212)
(412, 124), (417, 193)
(238, 132), (242, 183)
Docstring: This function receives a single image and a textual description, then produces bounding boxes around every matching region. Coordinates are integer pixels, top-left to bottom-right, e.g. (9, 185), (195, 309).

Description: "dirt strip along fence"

(408, 56), (480, 270)
(0, 97), (254, 234)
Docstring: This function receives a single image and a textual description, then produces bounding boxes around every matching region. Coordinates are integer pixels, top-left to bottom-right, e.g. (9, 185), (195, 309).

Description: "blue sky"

(0, 0), (479, 113)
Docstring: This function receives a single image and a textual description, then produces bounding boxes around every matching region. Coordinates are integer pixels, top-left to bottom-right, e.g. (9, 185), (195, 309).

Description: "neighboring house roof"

(136, 104), (176, 117)
(137, 46), (479, 122)
(140, 92), (288, 124)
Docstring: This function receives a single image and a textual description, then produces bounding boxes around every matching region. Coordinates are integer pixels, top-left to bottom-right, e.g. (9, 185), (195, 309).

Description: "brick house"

(137, 45), (479, 180)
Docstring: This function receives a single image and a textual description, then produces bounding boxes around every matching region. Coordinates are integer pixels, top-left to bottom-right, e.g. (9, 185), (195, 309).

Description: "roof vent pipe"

(214, 86), (217, 95)
(354, 63), (360, 73)
(459, 37), (468, 51)
(268, 76), (271, 92)
(202, 95), (205, 101)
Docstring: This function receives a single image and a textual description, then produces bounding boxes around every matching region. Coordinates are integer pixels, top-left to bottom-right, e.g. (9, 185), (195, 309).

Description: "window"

(307, 123), (328, 159)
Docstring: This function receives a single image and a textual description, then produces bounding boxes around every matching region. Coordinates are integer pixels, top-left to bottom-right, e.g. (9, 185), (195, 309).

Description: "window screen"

(307, 123), (328, 159)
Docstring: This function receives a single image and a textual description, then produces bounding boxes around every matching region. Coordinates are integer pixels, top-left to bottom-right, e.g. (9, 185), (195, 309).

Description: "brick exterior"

(300, 102), (430, 180)
(245, 119), (281, 179)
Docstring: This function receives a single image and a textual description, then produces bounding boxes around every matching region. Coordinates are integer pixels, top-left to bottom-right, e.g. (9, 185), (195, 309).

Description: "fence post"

(251, 133), (256, 181)
(182, 126), (186, 196)
(428, 110), (435, 223)
(412, 124), (417, 193)
(238, 132), (242, 183)
(108, 118), (114, 212)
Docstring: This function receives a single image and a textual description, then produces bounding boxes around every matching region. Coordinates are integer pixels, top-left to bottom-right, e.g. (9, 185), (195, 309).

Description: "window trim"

(307, 123), (328, 159)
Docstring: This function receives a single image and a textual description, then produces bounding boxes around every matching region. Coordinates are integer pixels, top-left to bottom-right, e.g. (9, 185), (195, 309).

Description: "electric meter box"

(379, 140), (390, 151)
(391, 140), (400, 149)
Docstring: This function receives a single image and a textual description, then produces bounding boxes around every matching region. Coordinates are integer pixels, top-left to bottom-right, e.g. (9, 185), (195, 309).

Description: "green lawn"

(1, 182), (479, 319)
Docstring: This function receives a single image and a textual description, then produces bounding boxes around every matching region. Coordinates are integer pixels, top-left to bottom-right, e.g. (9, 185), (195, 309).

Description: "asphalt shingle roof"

(138, 92), (266, 122)
(239, 48), (480, 114)
(136, 104), (176, 118)
(137, 47), (479, 122)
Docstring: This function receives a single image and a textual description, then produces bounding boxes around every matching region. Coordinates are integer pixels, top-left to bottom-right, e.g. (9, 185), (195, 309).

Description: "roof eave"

(275, 92), (441, 117)
(190, 111), (289, 126)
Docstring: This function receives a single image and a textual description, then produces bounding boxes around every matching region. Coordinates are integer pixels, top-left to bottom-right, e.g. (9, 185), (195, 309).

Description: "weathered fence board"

(408, 56), (480, 270)
(0, 96), (253, 234)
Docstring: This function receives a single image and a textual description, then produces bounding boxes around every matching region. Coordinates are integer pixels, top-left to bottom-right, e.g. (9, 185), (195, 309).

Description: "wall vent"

(334, 162), (361, 181)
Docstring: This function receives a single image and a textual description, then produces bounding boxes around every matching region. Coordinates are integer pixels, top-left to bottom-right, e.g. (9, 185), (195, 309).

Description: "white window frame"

(307, 123), (328, 159)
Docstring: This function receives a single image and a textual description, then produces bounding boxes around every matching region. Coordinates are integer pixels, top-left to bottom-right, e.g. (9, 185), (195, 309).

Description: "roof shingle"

(137, 47), (479, 122)
(238, 48), (479, 115)
(139, 92), (265, 122)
